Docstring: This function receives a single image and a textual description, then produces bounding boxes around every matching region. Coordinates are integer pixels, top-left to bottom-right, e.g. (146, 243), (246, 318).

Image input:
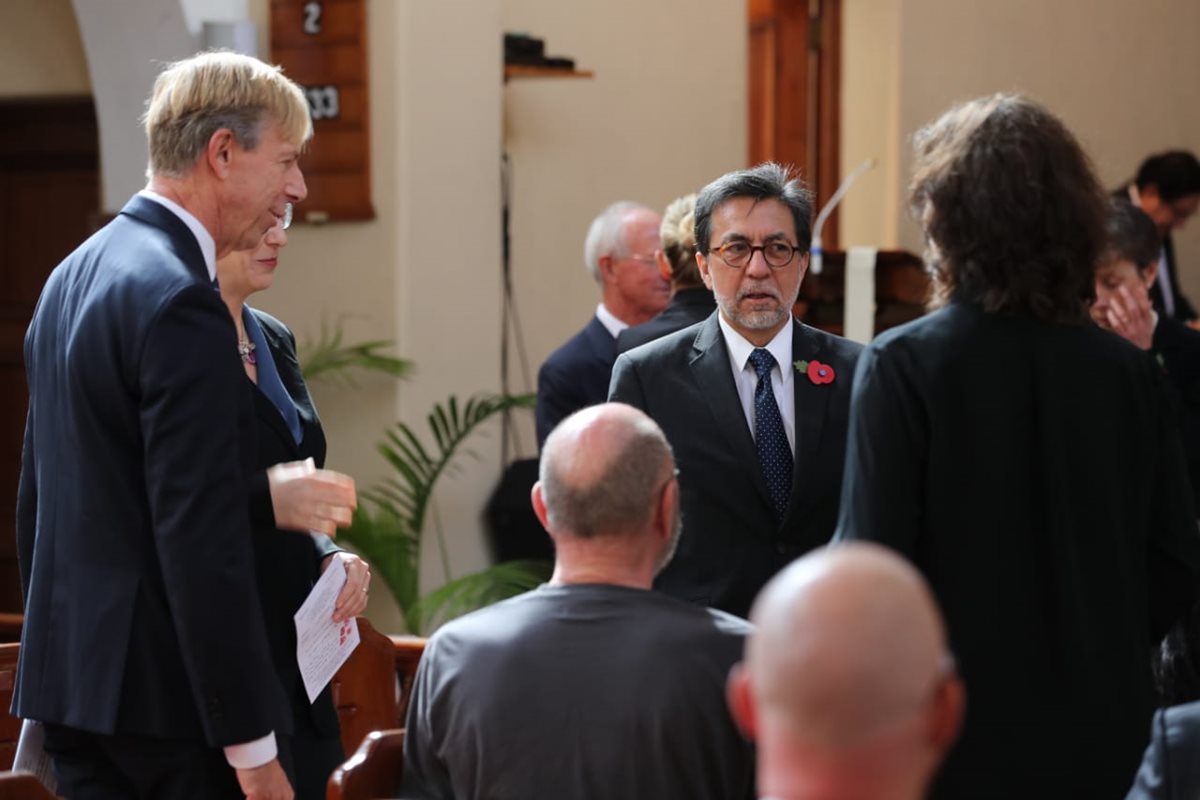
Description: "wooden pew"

(325, 729), (405, 800)
(0, 645), (19, 771)
(330, 620), (426, 757)
(0, 617), (21, 646)
(0, 772), (55, 800)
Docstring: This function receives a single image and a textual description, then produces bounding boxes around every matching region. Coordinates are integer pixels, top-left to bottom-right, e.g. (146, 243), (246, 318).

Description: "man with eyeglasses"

(535, 201), (668, 448)
(609, 162), (862, 619)
(1117, 150), (1200, 324)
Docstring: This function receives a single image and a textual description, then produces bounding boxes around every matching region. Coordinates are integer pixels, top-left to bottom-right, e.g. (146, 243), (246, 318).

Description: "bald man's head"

(538, 403), (676, 541)
(729, 543), (963, 799)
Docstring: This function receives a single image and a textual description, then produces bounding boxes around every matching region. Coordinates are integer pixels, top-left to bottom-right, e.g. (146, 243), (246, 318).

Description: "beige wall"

(842, 0), (1200, 300)
(0, 0), (90, 97)
(502, 0), (747, 452)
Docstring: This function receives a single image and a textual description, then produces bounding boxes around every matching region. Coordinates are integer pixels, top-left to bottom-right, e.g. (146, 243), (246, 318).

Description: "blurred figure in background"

(535, 202), (667, 448)
(617, 193), (715, 353)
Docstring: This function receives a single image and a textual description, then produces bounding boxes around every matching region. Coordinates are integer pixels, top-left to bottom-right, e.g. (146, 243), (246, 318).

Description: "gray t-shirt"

(400, 583), (755, 800)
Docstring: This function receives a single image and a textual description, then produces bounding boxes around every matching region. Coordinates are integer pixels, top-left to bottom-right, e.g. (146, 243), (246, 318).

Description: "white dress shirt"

(135, 190), (277, 770)
(717, 314), (796, 453)
(595, 302), (629, 338)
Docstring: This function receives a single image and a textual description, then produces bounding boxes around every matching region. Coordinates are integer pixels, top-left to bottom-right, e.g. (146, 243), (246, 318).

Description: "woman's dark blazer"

(245, 308), (343, 742)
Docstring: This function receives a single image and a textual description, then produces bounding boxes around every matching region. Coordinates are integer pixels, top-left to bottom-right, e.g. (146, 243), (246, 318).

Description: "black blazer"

(15, 195), (287, 746)
(1127, 701), (1200, 800)
(616, 288), (716, 354)
(535, 315), (615, 447)
(247, 309), (342, 738)
(1154, 317), (1200, 507)
(1150, 235), (1198, 322)
(609, 313), (863, 618)
(835, 302), (1200, 799)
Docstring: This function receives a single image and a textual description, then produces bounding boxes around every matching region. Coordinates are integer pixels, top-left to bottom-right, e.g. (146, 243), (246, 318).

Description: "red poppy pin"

(794, 359), (835, 385)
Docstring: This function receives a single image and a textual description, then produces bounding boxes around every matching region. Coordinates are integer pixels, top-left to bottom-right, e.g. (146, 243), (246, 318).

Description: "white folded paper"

(14, 718), (58, 794)
(294, 556), (361, 703)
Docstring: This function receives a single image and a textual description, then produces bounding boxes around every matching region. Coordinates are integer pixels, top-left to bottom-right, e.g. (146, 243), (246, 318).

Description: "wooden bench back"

(325, 728), (405, 800)
(0, 645), (19, 771)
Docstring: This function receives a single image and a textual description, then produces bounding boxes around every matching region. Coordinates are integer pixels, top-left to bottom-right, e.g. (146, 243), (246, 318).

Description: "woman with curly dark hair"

(835, 94), (1200, 799)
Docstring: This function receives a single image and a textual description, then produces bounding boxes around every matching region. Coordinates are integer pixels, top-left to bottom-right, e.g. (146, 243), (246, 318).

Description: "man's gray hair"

(694, 162), (813, 254)
(540, 408), (674, 538)
(583, 201), (655, 283)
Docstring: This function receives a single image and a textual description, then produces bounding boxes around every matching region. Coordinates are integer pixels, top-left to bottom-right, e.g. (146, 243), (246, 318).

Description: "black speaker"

(486, 458), (554, 562)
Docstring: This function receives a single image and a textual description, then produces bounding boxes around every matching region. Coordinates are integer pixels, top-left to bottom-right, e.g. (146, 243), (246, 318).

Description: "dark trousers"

(42, 724), (244, 800)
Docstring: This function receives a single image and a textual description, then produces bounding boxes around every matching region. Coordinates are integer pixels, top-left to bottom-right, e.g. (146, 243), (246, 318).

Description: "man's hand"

(1104, 284), (1155, 351)
(236, 758), (293, 800)
(267, 458), (357, 536)
(322, 551), (372, 622)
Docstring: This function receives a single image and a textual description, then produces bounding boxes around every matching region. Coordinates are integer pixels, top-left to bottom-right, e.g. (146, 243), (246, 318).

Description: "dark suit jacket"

(1127, 701), (1200, 800)
(610, 313), (863, 618)
(1150, 235), (1197, 322)
(536, 315), (615, 447)
(1154, 317), (1200, 507)
(15, 196), (287, 746)
(616, 288), (716, 354)
(247, 310), (342, 739)
(835, 301), (1200, 799)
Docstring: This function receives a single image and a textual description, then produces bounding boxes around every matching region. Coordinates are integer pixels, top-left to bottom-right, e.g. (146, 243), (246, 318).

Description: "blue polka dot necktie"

(749, 348), (792, 521)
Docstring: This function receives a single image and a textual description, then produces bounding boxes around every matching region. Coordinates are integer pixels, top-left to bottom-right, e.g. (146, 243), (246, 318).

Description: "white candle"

(844, 246), (877, 344)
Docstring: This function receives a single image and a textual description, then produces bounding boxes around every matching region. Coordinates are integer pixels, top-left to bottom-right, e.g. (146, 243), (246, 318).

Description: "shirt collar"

(717, 312), (794, 376)
(138, 189), (217, 282)
(595, 303), (628, 338)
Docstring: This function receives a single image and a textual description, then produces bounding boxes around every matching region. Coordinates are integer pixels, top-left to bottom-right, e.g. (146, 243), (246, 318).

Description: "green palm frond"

(366, 393), (536, 537)
(298, 318), (413, 386)
(342, 391), (541, 633)
(407, 559), (551, 634)
(340, 505), (421, 616)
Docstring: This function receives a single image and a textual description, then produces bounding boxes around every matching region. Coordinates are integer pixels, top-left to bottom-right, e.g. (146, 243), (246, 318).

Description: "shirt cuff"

(223, 732), (277, 770)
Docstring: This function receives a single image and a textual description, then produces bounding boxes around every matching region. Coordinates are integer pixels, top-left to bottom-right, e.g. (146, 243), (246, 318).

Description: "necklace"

(237, 337), (257, 365)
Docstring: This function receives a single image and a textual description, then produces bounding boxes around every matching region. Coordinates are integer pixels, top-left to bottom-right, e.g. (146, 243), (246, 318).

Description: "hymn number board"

(270, 0), (374, 221)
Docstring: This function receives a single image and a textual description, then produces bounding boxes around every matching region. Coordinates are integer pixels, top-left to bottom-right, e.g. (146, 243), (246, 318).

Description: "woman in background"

(217, 205), (372, 799)
(835, 94), (1200, 799)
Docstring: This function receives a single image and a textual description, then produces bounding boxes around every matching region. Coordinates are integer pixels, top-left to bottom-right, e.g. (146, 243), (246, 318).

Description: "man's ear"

(925, 673), (966, 752)
(655, 475), (678, 542)
(206, 128), (236, 178)
(697, 251), (714, 290)
(597, 254), (617, 284)
(531, 481), (551, 532)
(655, 249), (672, 282)
(1143, 259), (1160, 289)
(726, 664), (759, 740)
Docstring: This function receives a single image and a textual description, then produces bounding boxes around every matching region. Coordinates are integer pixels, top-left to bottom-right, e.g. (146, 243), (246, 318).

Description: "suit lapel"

(253, 317), (316, 455)
(786, 321), (831, 524)
(688, 315), (776, 512)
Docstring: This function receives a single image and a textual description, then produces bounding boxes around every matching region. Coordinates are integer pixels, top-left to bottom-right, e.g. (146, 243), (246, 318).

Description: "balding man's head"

(728, 543), (963, 800)
(535, 404), (679, 562)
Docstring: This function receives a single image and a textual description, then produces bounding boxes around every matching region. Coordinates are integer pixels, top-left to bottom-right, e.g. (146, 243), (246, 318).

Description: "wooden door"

(0, 98), (99, 613)
(748, 0), (841, 246)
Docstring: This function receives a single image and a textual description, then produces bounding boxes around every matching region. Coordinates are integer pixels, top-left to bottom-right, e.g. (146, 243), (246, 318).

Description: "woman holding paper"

(217, 206), (371, 799)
